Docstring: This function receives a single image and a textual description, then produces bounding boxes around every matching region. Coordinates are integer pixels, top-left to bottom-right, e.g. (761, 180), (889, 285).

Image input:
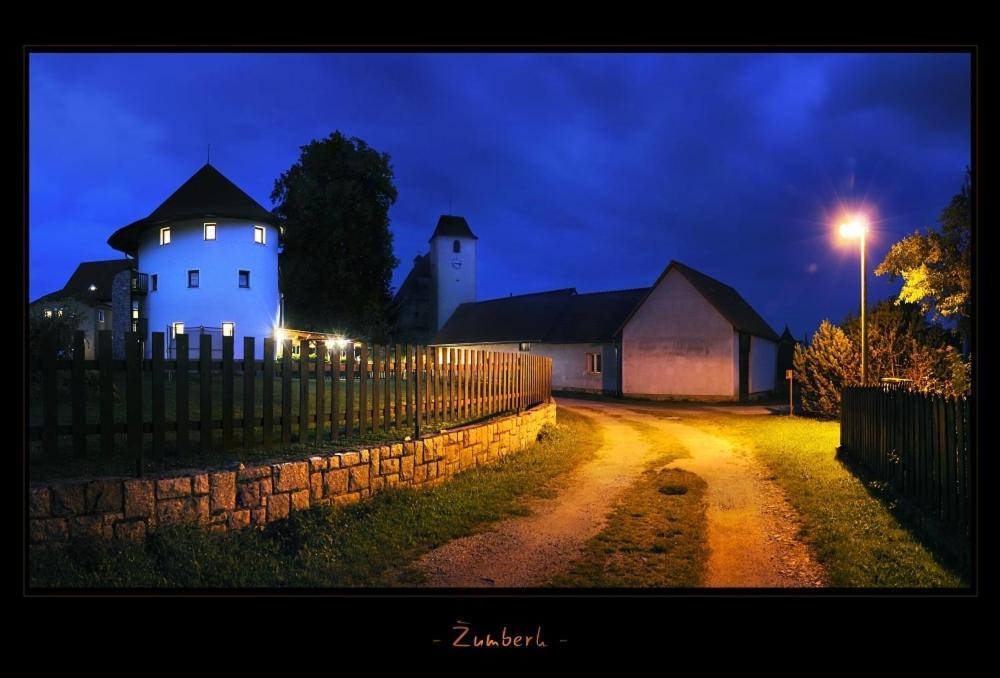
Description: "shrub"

(793, 320), (859, 417)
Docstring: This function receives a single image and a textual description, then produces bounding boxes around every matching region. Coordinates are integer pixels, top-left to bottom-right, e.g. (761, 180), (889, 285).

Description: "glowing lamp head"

(839, 217), (868, 239)
(324, 339), (335, 350)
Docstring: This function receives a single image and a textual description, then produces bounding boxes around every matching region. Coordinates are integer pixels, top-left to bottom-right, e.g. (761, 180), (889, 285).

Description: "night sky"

(29, 53), (970, 340)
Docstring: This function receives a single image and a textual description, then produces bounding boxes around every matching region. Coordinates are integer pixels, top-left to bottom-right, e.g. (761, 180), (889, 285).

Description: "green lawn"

(634, 408), (967, 588)
(551, 421), (708, 587)
(29, 407), (601, 588)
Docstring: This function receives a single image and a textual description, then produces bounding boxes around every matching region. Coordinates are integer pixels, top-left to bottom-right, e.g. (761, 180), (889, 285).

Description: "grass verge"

(551, 424), (708, 587)
(29, 407), (601, 588)
(638, 409), (966, 587)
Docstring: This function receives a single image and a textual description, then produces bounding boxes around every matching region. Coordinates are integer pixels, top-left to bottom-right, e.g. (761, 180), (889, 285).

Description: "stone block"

(124, 480), (155, 518)
(401, 456), (414, 481)
(251, 508), (266, 527)
(349, 465), (370, 491)
(230, 510), (251, 530)
(238, 464), (272, 481)
(310, 456), (328, 471)
(157, 496), (209, 525)
(50, 483), (85, 516)
(325, 468), (349, 496)
(340, 451), (361, 466)
(156, 477), (191, 499)
(237, 482), (262, 509)
(291, 489), (310, 511)
(192, 474), (210, 495)
(210, 472), (236, 513)
(273, 461), (310, 492)
(70, 515), (104, 539)
(310, 472), (324, 500)
(267, 493), (290, 521)
(379, 458), (400, 476)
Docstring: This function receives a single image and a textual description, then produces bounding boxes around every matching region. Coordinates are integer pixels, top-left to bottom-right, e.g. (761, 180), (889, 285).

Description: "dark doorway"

(738, 332), (750, 402)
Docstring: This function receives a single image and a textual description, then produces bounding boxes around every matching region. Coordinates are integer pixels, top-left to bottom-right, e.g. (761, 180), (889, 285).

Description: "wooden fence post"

(152, 332), (165, 461)
(315, 343), (326, 443)
(42, 332), (58, 458)
(262, 338), (274, 448)
(244, 337), (256, 448)
(71, 330), (86, 458)
(176, 333), (189, 456)
(98, 330), (114, 458)
(126, 331), (144, 476)
(200, 334), (213, 453)
(222, 335), (234, 451)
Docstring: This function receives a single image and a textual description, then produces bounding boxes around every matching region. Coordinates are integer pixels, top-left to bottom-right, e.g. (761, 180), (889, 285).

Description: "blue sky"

(28, 52), (970, 339)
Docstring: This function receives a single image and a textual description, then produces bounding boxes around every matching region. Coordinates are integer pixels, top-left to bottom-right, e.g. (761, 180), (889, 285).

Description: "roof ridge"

(472, 288), (577, 304)
(572, 286), (650, 297)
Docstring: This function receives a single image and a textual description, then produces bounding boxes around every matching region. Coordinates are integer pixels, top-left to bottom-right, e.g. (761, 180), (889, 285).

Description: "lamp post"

(839, 217), (868, 385)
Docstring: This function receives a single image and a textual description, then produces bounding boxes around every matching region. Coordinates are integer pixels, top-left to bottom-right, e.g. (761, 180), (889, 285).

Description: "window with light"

(172, 322), (185, 337)
(204, 223), (217, 240)
(254, 226), (266, 244)
(222, 322), (235, 337)
(160, 227), (171, 245)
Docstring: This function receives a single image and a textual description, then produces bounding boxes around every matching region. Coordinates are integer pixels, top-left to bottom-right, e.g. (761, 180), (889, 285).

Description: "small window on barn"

(239, 270), (250, 288)
(160, 227), (171, 245)
(97, 309), (105, 323)
(151, 274), (158, 291)
(254, 226), (266, 245)
(586, 352), (602, 374)
(188, 270), (200, 288)
(519, 342), (531, 352)
(453, 239), (461, 253)
(204, 222), (217, 240)
(44, 309), (52, 318)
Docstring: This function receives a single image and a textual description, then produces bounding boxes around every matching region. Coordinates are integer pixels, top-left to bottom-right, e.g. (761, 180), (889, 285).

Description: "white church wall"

(430, 235), (476, 330)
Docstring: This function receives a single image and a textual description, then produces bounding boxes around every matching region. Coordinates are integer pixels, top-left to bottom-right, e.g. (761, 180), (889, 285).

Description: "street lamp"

(839, 216), (868, 385)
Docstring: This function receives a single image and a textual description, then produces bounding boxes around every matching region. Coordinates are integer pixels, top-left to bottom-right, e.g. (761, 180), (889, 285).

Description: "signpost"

(785, 369), (793, 417)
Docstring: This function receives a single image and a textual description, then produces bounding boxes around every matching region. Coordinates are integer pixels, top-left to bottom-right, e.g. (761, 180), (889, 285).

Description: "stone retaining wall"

(29, 402), (557, 545)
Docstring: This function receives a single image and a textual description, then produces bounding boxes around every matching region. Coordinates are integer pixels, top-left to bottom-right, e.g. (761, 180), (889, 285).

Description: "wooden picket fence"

(840, 385), (971, 548)
(29, 330), (552, 477)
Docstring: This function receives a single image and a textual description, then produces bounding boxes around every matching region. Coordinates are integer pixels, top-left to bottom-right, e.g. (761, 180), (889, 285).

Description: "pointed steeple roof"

(429, 215), (477, 242)
(108, 164), (273, 255)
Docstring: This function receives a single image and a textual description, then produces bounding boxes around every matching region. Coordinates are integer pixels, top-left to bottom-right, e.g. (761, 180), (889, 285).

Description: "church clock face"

(451, 257), (462, 270)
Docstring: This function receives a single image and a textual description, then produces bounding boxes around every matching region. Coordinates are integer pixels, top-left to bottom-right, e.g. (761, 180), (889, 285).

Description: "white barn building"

(431, 258), (779, 402)
(107, 164), (280, 359)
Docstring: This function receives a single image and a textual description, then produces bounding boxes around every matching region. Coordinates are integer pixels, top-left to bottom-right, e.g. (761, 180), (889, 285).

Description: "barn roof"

(108, 164), (274, 255)
(433, 287), (649, 345)
(617, 260), (779, 342)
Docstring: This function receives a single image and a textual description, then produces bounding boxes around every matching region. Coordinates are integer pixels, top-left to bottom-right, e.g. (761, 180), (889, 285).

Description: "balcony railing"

(131, 272), (149, 295)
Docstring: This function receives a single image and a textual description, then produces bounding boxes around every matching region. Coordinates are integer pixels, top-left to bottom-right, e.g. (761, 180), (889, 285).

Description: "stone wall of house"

(111, 268), (132, 359)
(29, 402), (557, 546)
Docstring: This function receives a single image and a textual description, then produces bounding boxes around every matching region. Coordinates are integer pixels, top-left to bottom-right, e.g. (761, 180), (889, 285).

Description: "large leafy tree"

(875, 168), (971, 348)
(272, 132), (399, 340)
(841, 300), (969, 396)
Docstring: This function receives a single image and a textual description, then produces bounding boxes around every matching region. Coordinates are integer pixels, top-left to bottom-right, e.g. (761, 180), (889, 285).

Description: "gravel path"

(410, 398), (826, 588)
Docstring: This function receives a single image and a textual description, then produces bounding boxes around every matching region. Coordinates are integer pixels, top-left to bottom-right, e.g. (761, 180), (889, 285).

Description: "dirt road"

(410, 398), (825, 588)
